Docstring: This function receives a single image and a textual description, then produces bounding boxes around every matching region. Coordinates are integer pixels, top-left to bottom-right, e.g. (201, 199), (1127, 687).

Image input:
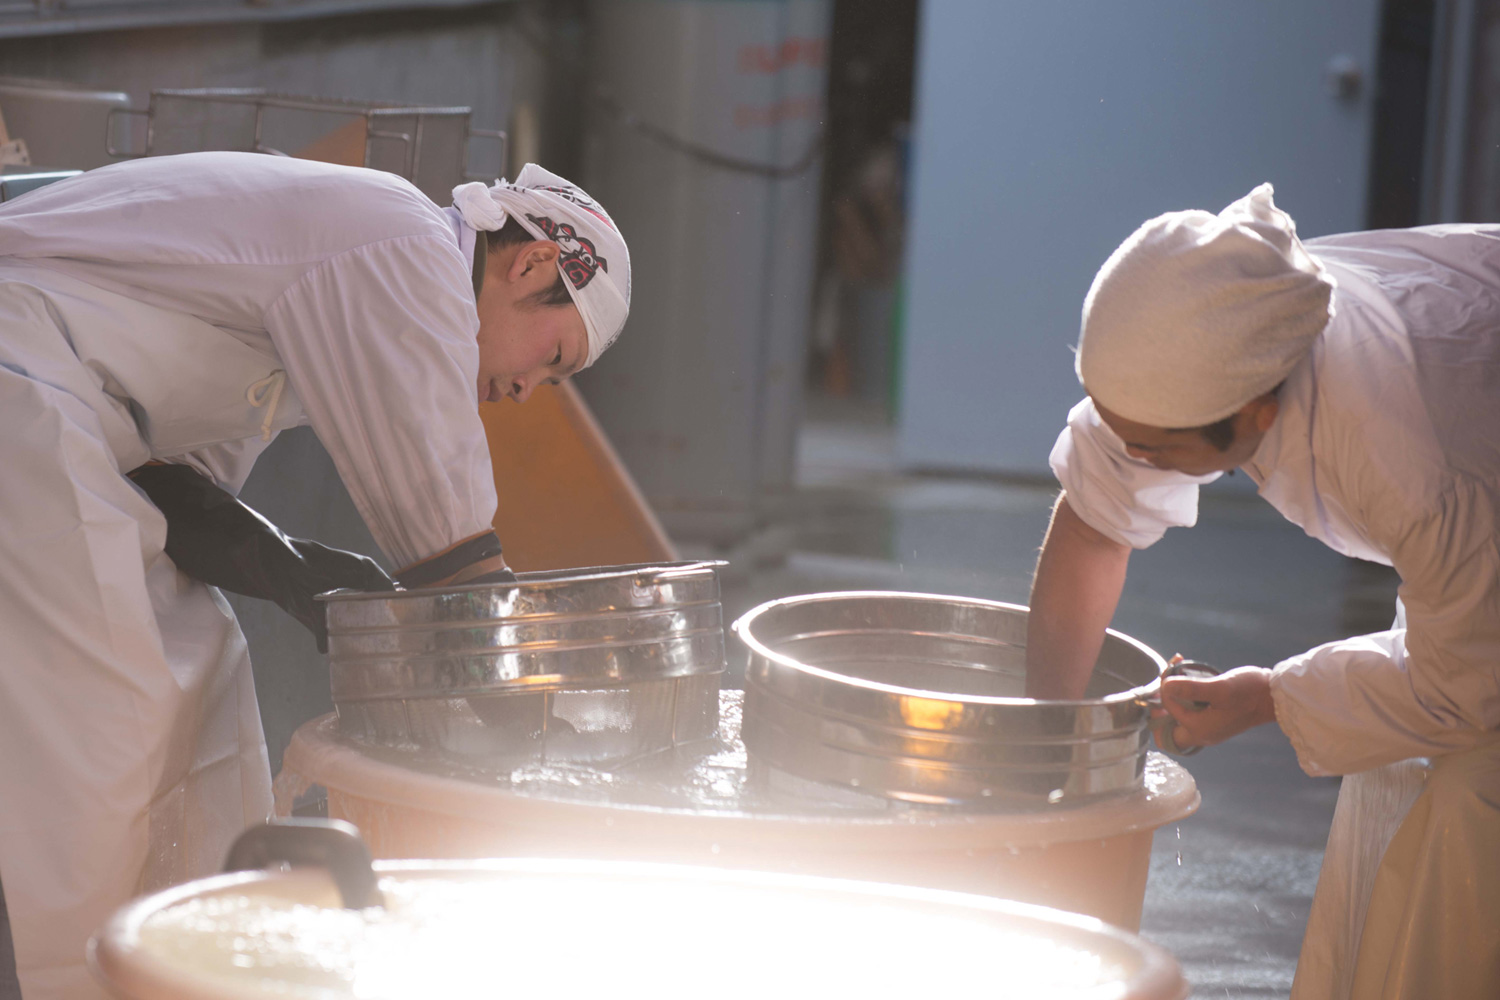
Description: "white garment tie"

(451, 180), (509, 231)
(246, 369), (287, 442)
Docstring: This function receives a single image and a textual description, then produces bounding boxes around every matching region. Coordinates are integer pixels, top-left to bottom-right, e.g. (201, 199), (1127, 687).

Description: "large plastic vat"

(91, 851), (1189, 999)
(276, 702), (1197, 931)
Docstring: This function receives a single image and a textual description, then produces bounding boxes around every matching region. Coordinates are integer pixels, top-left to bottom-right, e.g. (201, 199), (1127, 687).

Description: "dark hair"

(1197, 414), (1238, 452)
(485, 217), (573, 308)
(1182, 379), (1288, 452)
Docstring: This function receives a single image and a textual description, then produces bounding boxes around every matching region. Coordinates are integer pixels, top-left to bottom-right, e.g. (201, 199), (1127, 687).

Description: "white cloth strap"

(246, 369), (286, 442)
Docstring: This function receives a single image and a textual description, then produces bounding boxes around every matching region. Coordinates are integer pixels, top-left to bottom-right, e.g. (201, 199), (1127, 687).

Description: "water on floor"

(693, 412), (1398, 1000)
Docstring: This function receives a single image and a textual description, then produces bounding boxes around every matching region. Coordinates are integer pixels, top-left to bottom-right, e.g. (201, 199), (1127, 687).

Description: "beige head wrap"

(1076, 183), (1334, 427)
(452, 164), (631, 369)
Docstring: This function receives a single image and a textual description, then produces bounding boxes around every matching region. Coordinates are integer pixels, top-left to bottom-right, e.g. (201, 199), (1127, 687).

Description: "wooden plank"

(482, 382), (677, 571)
(296, 118), (367, 168)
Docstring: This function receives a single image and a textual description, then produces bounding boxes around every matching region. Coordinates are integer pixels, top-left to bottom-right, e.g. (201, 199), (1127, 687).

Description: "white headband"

(452, 164), (631, 369)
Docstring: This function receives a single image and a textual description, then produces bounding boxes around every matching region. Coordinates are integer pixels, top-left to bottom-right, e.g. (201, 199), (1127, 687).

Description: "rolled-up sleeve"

(1271, 481), (1500, 775)
(263, 236), (497, 569)
(1049, 398), (1219, 549)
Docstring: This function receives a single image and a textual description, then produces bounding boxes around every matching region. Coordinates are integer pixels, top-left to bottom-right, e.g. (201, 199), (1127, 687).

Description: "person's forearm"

(1025, 493), (1132, 699)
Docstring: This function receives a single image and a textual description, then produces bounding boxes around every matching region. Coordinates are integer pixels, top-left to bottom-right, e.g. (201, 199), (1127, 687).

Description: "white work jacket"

(0, 152), (496, 1000)
(0, 150), (497, 569)
(1051, 225), (1500, 777)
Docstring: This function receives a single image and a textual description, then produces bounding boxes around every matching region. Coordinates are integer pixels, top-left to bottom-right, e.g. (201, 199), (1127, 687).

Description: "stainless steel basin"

(322, 561), (727, 763)
(734, 591), (1167, 806)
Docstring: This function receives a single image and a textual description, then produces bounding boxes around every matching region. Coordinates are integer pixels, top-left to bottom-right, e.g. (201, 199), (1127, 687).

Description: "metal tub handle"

(631, 559), (727, 588)
(1144, 656), (1221, 756)
(222, 818), (382, 909)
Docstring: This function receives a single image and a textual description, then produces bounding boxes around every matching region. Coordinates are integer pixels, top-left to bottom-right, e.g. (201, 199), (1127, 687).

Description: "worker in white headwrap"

(0, 151), (630, 1000)
(1025, 184), (1499, 999)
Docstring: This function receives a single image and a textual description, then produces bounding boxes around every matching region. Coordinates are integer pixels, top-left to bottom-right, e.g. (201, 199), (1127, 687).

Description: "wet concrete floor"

(700, 413), (1400, 1000)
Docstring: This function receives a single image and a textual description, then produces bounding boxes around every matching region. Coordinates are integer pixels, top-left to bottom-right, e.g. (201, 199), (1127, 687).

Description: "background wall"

(896, 1), (1382, 477)
(0, 7), (524, 138)
(576, 0), (832, 550)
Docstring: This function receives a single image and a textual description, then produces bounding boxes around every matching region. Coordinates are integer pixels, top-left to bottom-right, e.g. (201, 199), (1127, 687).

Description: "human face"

(1094, 396), (1279, 476)
(474, 240), (589, 404)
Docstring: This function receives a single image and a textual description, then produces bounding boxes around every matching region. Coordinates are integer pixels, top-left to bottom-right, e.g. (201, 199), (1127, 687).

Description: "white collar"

(441, 206), (478, 277)
(1243, 342), (1315, 491)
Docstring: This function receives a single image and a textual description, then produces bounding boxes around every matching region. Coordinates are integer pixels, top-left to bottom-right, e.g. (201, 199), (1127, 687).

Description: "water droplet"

(1047, 789), (1064, 804)
(1175, 826), (1181, 840)
(849, 778), (860, 787)
(980, 788), (993, 797)
(1176, 851), (1182, 866)
(710, 843), (721, 855)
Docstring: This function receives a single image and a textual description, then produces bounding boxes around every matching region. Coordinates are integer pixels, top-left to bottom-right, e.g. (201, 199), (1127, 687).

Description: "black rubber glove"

(466, 568), (519, 585)
(392, 531), (512, 589)
(129, 463), (395, 651)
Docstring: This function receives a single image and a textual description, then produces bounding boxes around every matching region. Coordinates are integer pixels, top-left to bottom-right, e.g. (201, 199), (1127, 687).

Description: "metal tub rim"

(333, 665), (729, 703)
(325, 601), (725, 636)
(317, 560), (728, 606)
(732, 590), (1166, 708)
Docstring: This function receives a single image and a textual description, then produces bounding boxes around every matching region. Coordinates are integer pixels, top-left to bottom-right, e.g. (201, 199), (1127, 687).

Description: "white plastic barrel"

(91, 858), (1189, 999)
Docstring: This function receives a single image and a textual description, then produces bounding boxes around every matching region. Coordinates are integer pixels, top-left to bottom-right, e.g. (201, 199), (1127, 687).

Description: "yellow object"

(482, 383), (676, 570)
(899, 695), (965, 731)
(296, 119), (367, 168)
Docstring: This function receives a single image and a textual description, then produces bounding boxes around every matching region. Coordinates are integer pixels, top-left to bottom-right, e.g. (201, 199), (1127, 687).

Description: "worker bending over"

(1025, 185), (1498, 999)
(0, 153), (630, 999)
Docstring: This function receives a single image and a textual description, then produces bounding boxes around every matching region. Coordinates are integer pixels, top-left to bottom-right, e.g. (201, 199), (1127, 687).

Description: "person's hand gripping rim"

(1147, 655), (1221, 756)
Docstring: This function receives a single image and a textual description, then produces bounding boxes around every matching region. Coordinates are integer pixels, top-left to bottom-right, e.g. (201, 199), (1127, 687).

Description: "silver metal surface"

(0, 167), (79, 201)
(324, 562), (727, 763)
(0, 77), (129, 169)
(105, 88), (505, 201)
(334, 672), (723, 763)
(735, 591), (1168, 805)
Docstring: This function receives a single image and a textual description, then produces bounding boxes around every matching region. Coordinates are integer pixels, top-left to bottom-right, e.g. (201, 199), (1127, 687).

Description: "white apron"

(0, 263), (303, 999)
(1293, 745), (1500, 999)
(1292, 603), (1500, 999)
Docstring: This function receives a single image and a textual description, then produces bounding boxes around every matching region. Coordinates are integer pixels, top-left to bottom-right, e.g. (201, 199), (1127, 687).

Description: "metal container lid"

(92, 853), (1187, 1000)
